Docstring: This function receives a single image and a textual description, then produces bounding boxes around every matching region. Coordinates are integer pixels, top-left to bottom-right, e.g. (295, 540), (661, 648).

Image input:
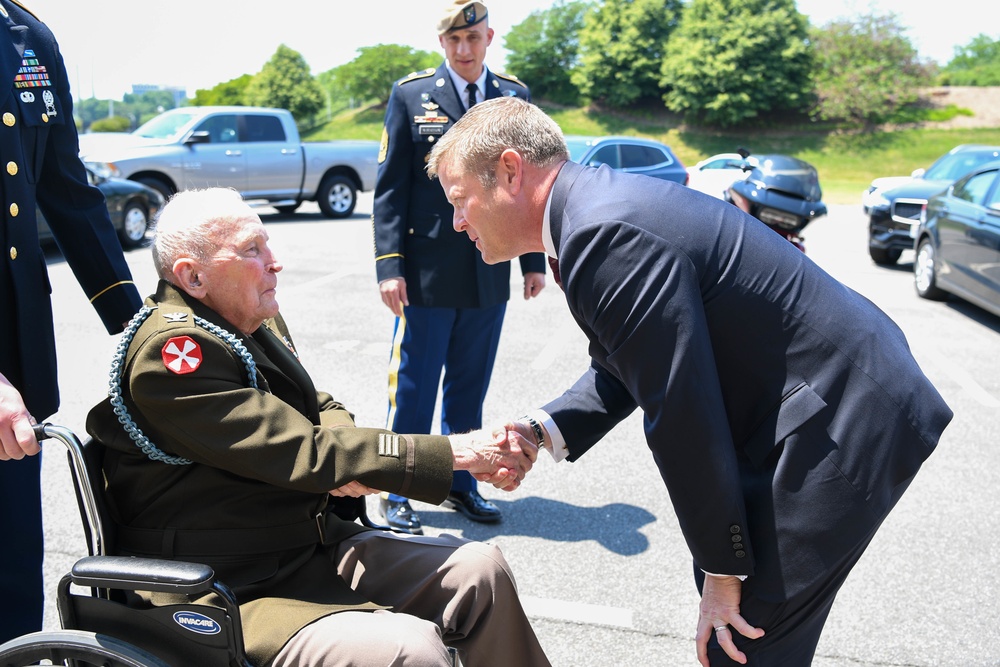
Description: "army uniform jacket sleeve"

(111, 294), (455, 503)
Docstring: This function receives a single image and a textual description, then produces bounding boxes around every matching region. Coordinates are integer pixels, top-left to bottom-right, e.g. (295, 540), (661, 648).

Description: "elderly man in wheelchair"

(2, 187), (550, 667)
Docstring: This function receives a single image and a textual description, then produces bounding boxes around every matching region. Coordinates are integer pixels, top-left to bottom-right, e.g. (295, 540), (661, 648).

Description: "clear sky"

(29, 0), (998, 101)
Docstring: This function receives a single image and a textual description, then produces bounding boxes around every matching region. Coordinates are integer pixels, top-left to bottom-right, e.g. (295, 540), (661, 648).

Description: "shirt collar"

(445, 62), (487, 109)
(542, 186), (557, 259)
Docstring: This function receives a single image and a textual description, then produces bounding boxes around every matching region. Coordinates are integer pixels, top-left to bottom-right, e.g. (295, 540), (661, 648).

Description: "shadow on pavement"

(414, 497), (657, 556)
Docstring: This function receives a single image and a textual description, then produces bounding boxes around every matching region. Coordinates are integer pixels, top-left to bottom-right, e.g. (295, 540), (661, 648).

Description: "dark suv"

(867, 144), (1000, 265)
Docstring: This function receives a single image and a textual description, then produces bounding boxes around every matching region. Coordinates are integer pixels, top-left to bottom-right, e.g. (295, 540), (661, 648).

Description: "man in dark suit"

(0, 0), (142, 645)
(372, 0), (546, 533)
(426, 97), (954, 666)
(85, 187), (548, 666)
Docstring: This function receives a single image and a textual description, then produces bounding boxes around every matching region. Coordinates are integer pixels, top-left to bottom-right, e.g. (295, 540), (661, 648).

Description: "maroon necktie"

(548, 256), (563, 290)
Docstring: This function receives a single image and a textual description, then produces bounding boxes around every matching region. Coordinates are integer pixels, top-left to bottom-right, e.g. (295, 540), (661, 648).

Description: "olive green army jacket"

(86, 280), (455, 665)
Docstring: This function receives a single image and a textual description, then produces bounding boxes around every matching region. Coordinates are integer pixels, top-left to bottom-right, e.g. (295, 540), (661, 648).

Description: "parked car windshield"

(133, 112), (200, 140)
(924, 149), (1000, 181)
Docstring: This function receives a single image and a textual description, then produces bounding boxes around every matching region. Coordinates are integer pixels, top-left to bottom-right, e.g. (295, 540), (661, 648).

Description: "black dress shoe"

(443, 489), (502, 523)
(380, 497), (423, 535)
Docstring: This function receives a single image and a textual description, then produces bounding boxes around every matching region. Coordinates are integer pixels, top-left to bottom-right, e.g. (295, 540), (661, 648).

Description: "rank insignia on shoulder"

(161, 336), (203, 375)
(495, 72), (527, 88)
(163, 312), (188, 323)
(399, 69), (435, 86)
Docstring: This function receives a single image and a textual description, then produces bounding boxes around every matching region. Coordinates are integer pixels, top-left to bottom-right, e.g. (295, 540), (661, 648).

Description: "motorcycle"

(725, 153), (828, 252)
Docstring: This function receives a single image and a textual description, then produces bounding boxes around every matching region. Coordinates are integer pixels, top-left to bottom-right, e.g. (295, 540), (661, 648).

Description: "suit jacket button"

(6, 161), (17, 176)
(9, 203), (17, 217)
(731, 534), (742, 543)
(3, 112), (14, 126)
(735, 550), (746, 558)
(9, 246), (17, 260)
(730, 525), (741, 534)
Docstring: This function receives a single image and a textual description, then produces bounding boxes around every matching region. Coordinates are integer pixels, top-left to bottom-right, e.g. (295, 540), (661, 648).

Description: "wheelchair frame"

(0, 424), (460, 667)
(0, 423), (253, 667)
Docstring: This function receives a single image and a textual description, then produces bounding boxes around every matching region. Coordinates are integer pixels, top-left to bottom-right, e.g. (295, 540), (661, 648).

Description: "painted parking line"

(520, 595), (634, 629)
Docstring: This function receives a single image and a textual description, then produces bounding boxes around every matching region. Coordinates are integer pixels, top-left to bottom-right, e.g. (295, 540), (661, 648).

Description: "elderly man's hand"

(329, 481), (380, 497)
(451, 426), (538, 491)
(0, 373), (40, 461)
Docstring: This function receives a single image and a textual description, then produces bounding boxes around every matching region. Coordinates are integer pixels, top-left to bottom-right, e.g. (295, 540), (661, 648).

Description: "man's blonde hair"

(427, 97), (568, 188)
(151, 188), (255, 280)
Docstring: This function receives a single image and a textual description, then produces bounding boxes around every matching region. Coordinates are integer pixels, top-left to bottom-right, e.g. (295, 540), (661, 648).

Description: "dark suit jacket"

(543, 161), (953, 601)
(0, 0), (140, 418)
(372, 62), (544, 308)
(86, 281), (456, 666)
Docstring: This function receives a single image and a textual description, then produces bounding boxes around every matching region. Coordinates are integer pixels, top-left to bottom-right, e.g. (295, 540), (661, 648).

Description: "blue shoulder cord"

(107, 305), (259, 465)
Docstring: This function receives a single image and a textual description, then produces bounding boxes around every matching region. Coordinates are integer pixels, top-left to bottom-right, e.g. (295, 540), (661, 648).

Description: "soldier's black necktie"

(466, 82), (477, 110)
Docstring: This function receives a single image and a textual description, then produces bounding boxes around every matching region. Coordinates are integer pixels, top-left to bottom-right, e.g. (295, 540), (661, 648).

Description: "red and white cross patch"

(161, 336), (203, 375)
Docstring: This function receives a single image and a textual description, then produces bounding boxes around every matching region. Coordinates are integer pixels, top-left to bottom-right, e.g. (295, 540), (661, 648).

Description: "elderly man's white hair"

(152, 188), (255, 280)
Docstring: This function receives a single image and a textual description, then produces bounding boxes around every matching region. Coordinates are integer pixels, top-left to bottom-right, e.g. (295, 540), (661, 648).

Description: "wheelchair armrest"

(71, 555), (216, 595)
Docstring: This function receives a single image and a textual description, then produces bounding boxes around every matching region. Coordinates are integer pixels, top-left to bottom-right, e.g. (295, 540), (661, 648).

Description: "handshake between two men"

(331, 420), (543, 498)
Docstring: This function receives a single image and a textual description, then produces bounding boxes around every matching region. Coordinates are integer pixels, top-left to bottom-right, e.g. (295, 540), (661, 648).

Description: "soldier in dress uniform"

(0, 0), (142, 645)
(85, 187), (549, 666)
(372, 0), (546, 533)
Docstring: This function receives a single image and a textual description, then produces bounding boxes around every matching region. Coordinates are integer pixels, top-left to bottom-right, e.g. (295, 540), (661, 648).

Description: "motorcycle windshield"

(747, 155), (823, 202)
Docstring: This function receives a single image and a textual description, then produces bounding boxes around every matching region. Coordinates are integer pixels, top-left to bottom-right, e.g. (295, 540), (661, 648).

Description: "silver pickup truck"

(78, 106), (379, 218)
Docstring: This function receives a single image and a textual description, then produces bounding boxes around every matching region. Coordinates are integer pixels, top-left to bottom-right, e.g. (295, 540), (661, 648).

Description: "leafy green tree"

(191, 74), (254, 107)
(322, 44), (440, 108)
(572, 0), (683, 107)
(89, 115), (131, 132)
(505, 0), (590, 105)
(939, 34), (1000, 85)
(243, 44), (324, 125)
(810, 12), (930, 126)
(661, 0), (813, 127)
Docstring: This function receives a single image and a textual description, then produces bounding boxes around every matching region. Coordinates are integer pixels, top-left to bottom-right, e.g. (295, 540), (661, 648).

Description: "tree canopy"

(939, 34), (1000, 86)
(572, 0), (684, 107)
(660, 0), (813, 128)
(321, 44), (440, 107)
(243, 44), (325, 125)
(810, 12), (930, 126)
(191, 74), (254, 107)
(504, 1), (590, 105)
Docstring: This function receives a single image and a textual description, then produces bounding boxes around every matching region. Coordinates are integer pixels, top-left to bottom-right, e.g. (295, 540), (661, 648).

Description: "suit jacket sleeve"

(34, 29), (141, 333)
(543, 359), (637, 459)
(552, 220), (753, 577)
(122, 325), (454, 503)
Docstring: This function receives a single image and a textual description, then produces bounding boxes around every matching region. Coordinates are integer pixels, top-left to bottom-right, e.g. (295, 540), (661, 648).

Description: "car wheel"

(317, 175), (356, 219)
(134, 176), (173, 201)
(868, 245), (902, 266)
(118, 201), (149, 248)
(914, 238), (947, 301)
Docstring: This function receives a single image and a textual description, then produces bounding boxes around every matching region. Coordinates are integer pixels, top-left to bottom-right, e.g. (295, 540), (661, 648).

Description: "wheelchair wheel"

(0, 630), (169, 667)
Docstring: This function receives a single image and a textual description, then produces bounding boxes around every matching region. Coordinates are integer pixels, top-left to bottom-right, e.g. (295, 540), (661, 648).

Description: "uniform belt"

(115, 515), (328, 558)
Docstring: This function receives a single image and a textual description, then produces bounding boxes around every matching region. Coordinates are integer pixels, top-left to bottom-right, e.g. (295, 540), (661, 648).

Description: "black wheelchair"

(0, 423), (447, 667)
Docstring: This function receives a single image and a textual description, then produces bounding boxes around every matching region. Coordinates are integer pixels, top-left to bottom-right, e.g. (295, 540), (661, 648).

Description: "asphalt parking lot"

(35, 193), (1000, 666)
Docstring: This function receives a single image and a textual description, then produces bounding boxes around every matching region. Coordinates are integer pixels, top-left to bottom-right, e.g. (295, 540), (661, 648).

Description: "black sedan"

(564, 135), (689, 185)
(867, 144), (1000, 265)
(38, 167), (164, 249)
(914, 160), (1000, 318)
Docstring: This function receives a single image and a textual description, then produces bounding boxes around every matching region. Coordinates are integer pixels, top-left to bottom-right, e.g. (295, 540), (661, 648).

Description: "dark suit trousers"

(386, 303), (506, 497)
(697, 473), (916, 666)
(0, 455), (44, 643)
